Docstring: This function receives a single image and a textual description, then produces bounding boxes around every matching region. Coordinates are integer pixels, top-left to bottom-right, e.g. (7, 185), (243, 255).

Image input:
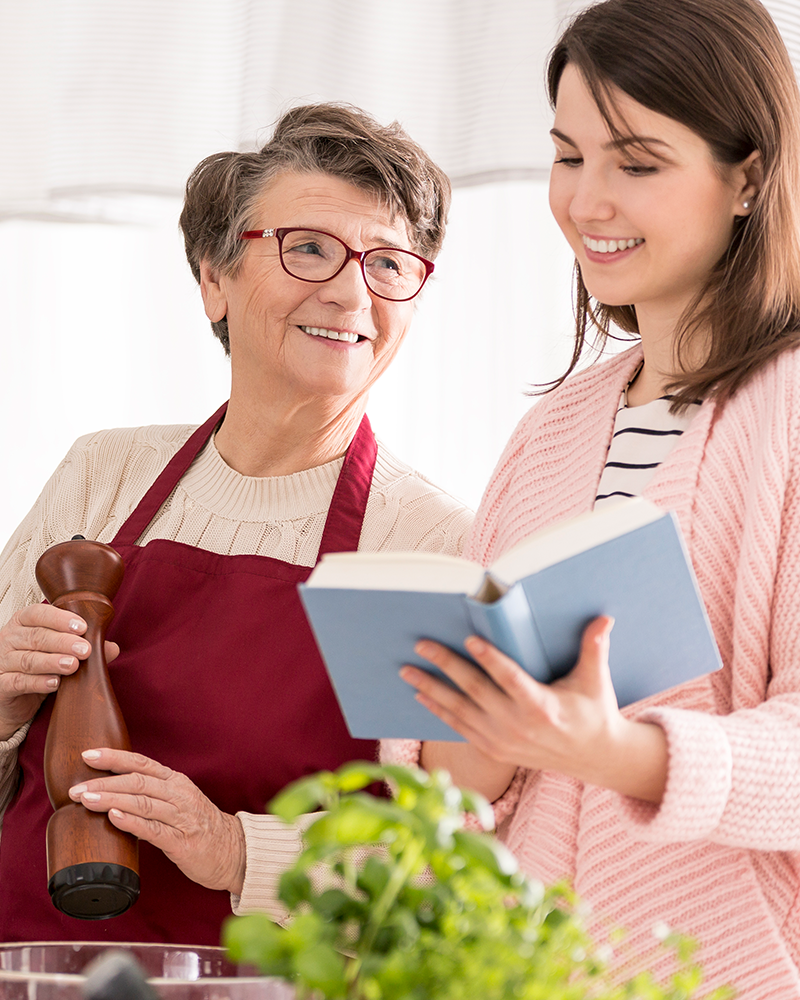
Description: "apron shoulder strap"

(317, 414), (378, 558)
(112, 403), (228, 547)
(111, 404), (376, 557)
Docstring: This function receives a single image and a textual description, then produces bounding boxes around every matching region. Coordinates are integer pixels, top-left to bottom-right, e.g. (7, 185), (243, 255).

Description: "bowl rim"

(0, 942), (279, 985)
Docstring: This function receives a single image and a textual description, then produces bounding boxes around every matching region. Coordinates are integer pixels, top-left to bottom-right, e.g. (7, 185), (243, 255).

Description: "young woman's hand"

(402, 616), (668, 804)
(68, 748), (246, 894)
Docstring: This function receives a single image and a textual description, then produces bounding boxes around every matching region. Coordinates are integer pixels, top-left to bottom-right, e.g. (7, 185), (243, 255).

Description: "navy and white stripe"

(594, 394), (701, 507)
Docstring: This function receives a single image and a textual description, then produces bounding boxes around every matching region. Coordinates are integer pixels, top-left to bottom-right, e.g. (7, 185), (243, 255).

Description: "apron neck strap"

(111, 405), (377, 558)
(317, 414), (377, 559)
(112, 403), (228, 548)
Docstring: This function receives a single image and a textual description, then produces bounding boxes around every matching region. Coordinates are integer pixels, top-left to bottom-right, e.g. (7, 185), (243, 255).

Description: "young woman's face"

(549, 65), (748, 327)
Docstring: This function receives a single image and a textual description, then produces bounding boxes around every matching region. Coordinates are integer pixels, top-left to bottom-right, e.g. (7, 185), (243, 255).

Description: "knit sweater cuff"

(379, 738), (421, 768)
(615, 707), (732, 841)
(231, 812), (315, 922)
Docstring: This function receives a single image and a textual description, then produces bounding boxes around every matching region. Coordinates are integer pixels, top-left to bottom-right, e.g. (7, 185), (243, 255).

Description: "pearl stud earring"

(743, 200), (751, 210)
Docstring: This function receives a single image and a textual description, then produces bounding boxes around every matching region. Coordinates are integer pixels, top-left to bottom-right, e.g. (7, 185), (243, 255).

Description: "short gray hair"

(179, 103), (451, 353)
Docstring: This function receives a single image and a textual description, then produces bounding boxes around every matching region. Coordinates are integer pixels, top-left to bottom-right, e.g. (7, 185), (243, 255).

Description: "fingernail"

(82, 749), (102, 760)
(110, 809), (125, 819)
(72, 641), (89, 656)
(69, 619), (84, 632)
(47, 677), (60, 689)
(70, 784), (87, 796)
(415, 641), (434, 658)
(58, 657), (74, 668)
(465, 636), (486, 655)
(82, 792), (101, 802)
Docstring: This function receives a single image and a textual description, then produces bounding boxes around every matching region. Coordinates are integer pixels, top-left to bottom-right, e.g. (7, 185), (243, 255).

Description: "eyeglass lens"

(279, 230), (427, 300)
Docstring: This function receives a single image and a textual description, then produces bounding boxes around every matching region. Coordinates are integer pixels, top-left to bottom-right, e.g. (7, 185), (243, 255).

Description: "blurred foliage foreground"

(224, 762), (733, 1000)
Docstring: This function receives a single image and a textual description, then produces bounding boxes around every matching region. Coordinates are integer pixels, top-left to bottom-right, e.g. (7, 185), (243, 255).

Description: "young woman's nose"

(569, 168), (616, 226)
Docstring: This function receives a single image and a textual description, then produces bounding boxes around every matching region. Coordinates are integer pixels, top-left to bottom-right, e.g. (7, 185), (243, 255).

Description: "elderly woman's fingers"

(68, 748), (246, 894)
(0, 604), (93, 739)
(79, 747), (173, 778)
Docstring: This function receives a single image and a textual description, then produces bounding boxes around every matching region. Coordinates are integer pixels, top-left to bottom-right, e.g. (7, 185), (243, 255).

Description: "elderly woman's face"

(201, 172), (418, 409)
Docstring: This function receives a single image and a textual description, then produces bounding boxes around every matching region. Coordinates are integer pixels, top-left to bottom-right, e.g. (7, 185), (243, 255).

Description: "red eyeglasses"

(238, 227), (434, 301)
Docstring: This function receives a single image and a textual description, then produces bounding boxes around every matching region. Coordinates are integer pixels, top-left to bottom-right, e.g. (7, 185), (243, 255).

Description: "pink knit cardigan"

(383, 345), (800, 997)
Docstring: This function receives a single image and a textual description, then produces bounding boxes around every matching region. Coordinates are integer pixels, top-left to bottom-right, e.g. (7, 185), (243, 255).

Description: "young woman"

(389, 0), (800, 994)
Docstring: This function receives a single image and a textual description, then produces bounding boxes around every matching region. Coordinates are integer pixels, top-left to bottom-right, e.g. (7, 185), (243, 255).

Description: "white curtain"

(0, 0), (798, 540)
(1, 0), (571, 222)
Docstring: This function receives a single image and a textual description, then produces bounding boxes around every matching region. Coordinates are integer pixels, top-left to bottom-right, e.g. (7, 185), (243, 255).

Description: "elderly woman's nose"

(318, 258), (373, 309)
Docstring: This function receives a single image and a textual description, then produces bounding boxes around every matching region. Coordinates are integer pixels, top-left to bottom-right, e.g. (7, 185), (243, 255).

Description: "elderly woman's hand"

(68, 748), (246, 895)
(0, 605), (119, 741)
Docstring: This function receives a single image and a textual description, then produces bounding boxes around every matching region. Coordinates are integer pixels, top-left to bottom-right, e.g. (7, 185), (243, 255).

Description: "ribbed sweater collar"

(179, 433), (344, 522)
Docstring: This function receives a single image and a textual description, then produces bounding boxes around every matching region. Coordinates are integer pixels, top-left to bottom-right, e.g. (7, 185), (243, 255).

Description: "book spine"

(465, 583), (549, 682)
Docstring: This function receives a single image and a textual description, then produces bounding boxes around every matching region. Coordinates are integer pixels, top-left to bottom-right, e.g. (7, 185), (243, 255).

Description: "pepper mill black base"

(48, 862), (140, 920)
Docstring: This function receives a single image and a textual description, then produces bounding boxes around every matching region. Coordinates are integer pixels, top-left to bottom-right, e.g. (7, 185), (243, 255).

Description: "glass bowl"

(0, 941), (295, 999)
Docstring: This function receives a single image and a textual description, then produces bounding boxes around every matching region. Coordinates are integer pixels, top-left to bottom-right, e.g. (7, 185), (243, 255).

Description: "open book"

(299, 498), (721, 741)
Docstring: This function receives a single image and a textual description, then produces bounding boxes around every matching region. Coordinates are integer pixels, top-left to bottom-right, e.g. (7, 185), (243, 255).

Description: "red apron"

(0, 403), (379, 944)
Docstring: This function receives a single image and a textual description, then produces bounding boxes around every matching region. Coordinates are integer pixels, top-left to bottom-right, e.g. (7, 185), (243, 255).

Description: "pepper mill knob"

(35, 537), (139, 919)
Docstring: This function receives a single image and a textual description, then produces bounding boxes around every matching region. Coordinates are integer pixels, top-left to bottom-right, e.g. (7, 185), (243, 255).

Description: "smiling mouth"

(300, 325), (364, 344)
(582, 236), (644, 254)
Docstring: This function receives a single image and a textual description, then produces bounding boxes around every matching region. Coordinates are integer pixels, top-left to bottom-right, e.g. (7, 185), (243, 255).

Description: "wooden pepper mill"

(35, 535), (139, 919)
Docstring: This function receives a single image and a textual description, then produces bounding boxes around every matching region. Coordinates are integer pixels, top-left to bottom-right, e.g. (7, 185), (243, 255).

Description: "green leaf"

(278, 869), (312, 909)
(223, 913), (291, 975)
(303, 797), (406, 847)
(270, 776), (331, 821)
(457, 788), (495, 831)
(294, 942), (347, 997)
(452, 830), (519, 877)
(335, 760), (389, 791)
(357, 854), (392, 898)
(379, 764), (431, 793)
(313, 887), (364, 922)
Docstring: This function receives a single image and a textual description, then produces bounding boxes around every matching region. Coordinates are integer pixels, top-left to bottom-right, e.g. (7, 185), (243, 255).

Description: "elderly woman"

(0, 103), (471, 944)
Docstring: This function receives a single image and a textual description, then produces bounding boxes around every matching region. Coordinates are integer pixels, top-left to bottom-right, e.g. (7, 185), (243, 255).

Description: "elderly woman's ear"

(199, 260), (228, 324)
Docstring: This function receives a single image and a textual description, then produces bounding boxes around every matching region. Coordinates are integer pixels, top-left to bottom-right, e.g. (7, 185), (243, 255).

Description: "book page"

(489, 497), (664, 586)
(305, 550), (487, 594)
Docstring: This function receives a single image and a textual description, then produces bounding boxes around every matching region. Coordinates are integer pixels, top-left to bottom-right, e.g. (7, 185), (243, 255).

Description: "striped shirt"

(595, 393), (701, 507)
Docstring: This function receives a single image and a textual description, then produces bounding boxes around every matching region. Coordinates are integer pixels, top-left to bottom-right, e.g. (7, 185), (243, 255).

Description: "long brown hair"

(546, 0), (800, 408)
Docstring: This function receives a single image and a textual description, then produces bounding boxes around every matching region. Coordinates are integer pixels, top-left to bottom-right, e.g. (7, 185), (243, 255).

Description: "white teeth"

(582, 236), (644, 254)
(300, 326), (359, 344)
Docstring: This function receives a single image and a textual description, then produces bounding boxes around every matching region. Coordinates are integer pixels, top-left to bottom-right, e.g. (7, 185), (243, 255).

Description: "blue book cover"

(299, 501), (721, 740)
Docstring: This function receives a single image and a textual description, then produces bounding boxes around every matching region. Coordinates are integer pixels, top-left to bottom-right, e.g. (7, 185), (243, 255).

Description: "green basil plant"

(224, 762), (732, 1000)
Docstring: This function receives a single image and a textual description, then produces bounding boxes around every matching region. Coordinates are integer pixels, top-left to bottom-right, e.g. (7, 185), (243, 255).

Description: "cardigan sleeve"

(615, 354), (800, 849)
(378, 404), (560, 821)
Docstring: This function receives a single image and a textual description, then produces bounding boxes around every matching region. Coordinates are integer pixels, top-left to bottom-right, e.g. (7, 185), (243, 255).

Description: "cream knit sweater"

(384, 345), (800, 998)
(0, 421), (473, 917)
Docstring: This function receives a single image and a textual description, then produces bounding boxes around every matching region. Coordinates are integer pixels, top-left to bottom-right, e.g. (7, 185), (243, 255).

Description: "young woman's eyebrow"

(550, 128), (577, 146)
(606, 135), (675, 158)
(550, 127), (675, 159)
